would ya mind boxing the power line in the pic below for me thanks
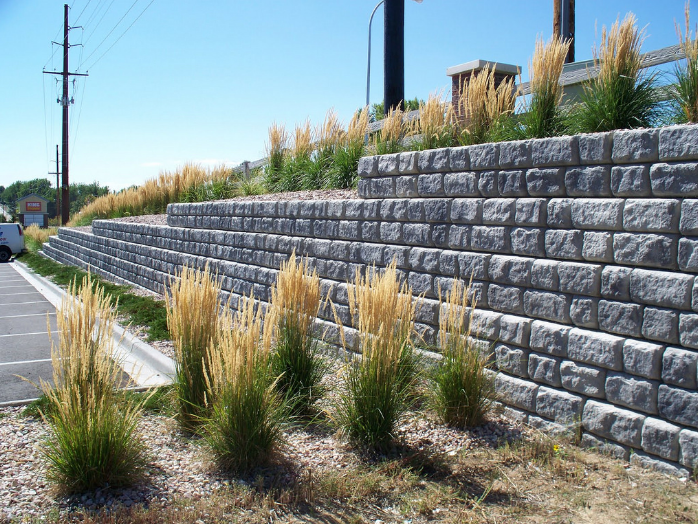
[73,0,92,24]
[83,0,111,33]
[78,0,140,69]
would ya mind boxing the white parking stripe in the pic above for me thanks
[1,292,43,296]
[0,331,60,338]
[3,285,36,289]
[0,358,52,367]
[1,301,52,305]
[0,313,57,319]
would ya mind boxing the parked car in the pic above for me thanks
[0,223,26,262]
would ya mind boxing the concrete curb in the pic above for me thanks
[12,258,174,388]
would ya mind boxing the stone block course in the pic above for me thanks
[536,386,584,424]
[482,198,516,225]
[614,233,677,269]
[658,385,698,429]
[558,262,602,296]
[417,148,450,173]
[444,173,478,197]
[498,170,528,196]
[658,124,698,161]
[605,372,659,414]
[650,162,698,196]
[495,344,530,377]
[578,132,613,164]
[612,129,659,164]
[582,400,646,447]
[567,328,624,370]
[598,300,643,337]
[629,269,693,310]
[532,136,579,167]
[642,418,681,461]
[642,307,679,344]
[499,140,532,169]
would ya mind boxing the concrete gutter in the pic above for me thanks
[12,259,175,388]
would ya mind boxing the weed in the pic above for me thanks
[123,385,175,415]
[674,2,698,122]
[21,394,54,419]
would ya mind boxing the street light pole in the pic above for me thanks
[366,0,384,111]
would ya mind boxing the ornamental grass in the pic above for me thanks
[166,264,222,432]
[675,2,698,123]
[373,106,406,155]
[40,273,147,493]
[413,92,455,150]
[332,261,420,450]
[269,252,326,415]
[326,107,369,189]
[264,122,288,192]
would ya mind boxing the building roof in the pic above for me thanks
[17,193,50,203]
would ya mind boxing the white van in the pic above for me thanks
[0,224,26,262]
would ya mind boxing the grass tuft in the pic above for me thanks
[675,1,698,122]
[373,107,406,155]
[264,122,288,191]
[413,92,455,150]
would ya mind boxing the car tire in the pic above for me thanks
[0,247,11,263]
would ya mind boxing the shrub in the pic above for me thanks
[431,279,494,428]
[675,2,698,123]
[269,252,326,415]
[166,264,222,432]
[332,261,420,450]
[203,293,284,473]
[39,273,147,492]
[571,13,659,132]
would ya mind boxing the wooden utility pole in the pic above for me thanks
[553,0,575,63]
[43,4,87,225]
[48,145,60,222]
[384,0,405,114]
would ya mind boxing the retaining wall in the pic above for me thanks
[43,125,698,476]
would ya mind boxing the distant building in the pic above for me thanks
[16,193,50,227]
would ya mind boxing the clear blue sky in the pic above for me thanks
[0,0,694,191]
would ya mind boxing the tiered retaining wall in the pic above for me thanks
[44,125,698,476]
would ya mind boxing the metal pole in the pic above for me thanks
[366,1,384,110]
[56,145,60,221]
[384,0,405,115]
[61,3,70,225]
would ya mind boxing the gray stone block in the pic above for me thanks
[395,175,419,197]
[606,372,659,414]
[482,198,516,225]
[524,290,571,323]
[623,199,680,233]
[418,173,445,197]
[526,168,566,196]
[468,143,498,169]
[357,179,370,198]
[570,296,599,328]
[583,231,614,263]
[530,320,570,356]
[495,344,529,377]
[658,124,698,161]
[498,170,528,196]
[488,255,532,286]
[611,165,652,197]
[450,198,483,224]
[402,223,431,246]
[598,300,643,337]
[581,432,630,460]
[458,252,490,280]
[357,156,378,177]
[408,271,434,297]
[431,224,449,248]
[438,250,459,275]
[369,177,396,198]
[384,245,410,268]
[623,339,664,380]
[511,227,545,257]
[680,313,698,350]
[418,148,450,173]
[680,200,698,235]
[662,346,698,389]
[658,385,698,429]
[499,140,532,168]
[444,172,479,196]
[477,170,498,196]
[571,198,623,230]
[361,221,380,242]
[407,200,425,221]
[424,199,450,223]
[531,260,560,291]
[558,262,602,296]
[679,238,698,272]
[578,132,613,164]
[561,361,606,398]
[495,373,538,411]
[642,307,679,344]
[642,418,681,461]
[650,162,698,196]
[380,199,408,221]
[547,198,573,228]
[499,315,532,347]
[536,386,584,424]
[398,151,420,174]
[565,166,612,196]
[629,269,693,309]
[515,198,547,226]
[471,226,510,253]
[612,128,659,163]
[528,353,562,386]
[487,284,524,314]
[568,328,624,370]
[408,247,440,273]
[378,153,400,175]
[545,229,583,260]
[582,399,646,447]
[679,429,698,468]
[449,146,469,171]
[471,309,502,340]
[601,267,633,301]
[614,233,677,269]
[447,225,470,249]
[532,136,579,167]
[629,451,690,477]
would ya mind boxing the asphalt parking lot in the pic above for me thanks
[0,261,58,403]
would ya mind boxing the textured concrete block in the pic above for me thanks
[378,153,400,175]
[524,290,571,323]
[680,199,698,235]
[532,136,579,167]
[606,372,659,414]
[679,429,698,468]
[642,307,679,344]
[662,347,698,389]
[418,173,445,197]
[408,247,440,273]
[650,162,698,196]
[582,400,646,447]
[499,140,532,168]
[530,320,570,356]
[511,227,545,257]
[531,260,560,291]
[477,170,498,196]
[526,168,566,196]
[469,143,498,169]
[601,267,632,301]
[398,151,420,174]
[497,170,528,196]
[611,165,652,197]
[629,269,693,309]
[680,313,698,350]
[395,175,419,197]
[499,315,532,347]
[449,146,470,171]
[558,262,602,296]
[568,328,624,370]
[528,353,562,386]
[581,432,630,461]
[515,198,547,226]
[418,148,450,173]
[570,296,599,328]
[614,233,677,269]
[545,229,583,260]
[623,199,680,233]
[408,272,434,297]
[658,124,698,161]
[547,198,573,228]
[679,238,698,272]
[565,166,612,196]
[357,156,378,177]
[424,199,450,223]
[623,339,664,380]
[406,200,425,221]
[402,223,431,246]
[612,128,659,163]
[583,231,614,263]
[488,255,532,286]
[430,224,449,248]
[471,309,502,340]
[598,300,643,337]
[458,252,490,280]
[571,199,624,230]
[578,131,613,164]
[495,343,530,377]
[630,451,689,477]
[444,172,478,196]
[561,361,606,398]
[450,198,483,224]
[471,226,510,253]
[487,284,524,314]
[536,386,584,424]
[495,373,538,411]
[380,199,408,221]
[438,250,459,275]
[482,198,516,225]
[369,177,396,198]
[658,385,698,429]
[642,418,681,461]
